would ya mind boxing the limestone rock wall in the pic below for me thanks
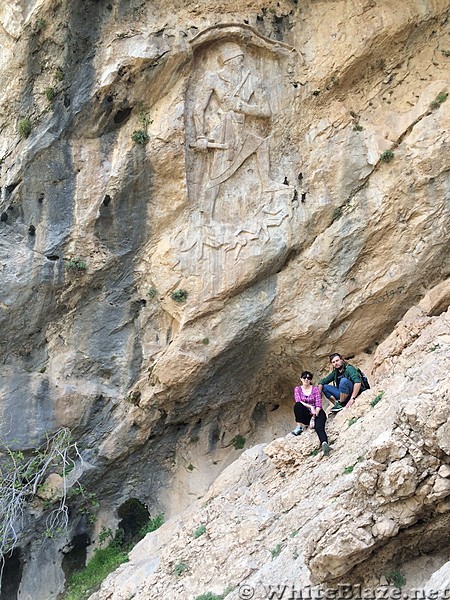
[0,0,449,598]
[89,289,450,599]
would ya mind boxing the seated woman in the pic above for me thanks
[291,370,330,456]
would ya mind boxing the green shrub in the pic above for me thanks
[430,91,448,110]
[370,391,385,407]
[131,130,149,145]
[18,118,32,138]
[63,513,163,599]
[343,465,354,474]
[147,287,157,299]
[35,18,47,32]
[45,87,56,102]
[65,258,87,274]
[270,543,282,559]
[55,67,64,81]
[173,562,188,576]
[62,542,129,600]
[202,337,209,345]
[138,513,164,538]
[353,124,364,131]
[171,289,188,303]
[187,463,195,471]
[380,149,394,163]
[231,435,245,450]
[442,50,450,57]
[348,417,358,427]
[386,570,406,589]
[194,593,225,600]
[193,524,206,539]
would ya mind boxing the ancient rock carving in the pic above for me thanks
[191,41,287,221]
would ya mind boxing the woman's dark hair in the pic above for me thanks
[301,370,313,380]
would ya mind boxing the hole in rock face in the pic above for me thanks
[102,194,111,206]
[117,499,149,545]
[113,107,132,124]
[62,533,90,582]
[5,182,19,195]
[1,212,8,222]
[0,548,23,600]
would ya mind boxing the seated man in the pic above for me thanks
[317,353,368,412]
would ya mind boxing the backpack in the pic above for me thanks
[357,367,370,391]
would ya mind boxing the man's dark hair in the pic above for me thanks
[329,353,343,362]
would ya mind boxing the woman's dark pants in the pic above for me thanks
[293,404,328,445]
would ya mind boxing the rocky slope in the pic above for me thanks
[90,284,450,598]
[0,0,449,598]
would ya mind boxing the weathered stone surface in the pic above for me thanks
[88,303,450,599]
[0,0,449,597]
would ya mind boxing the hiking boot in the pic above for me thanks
[331,402,344,413]
[291,425,303,436]
[322,441,330,456]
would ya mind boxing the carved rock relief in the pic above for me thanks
[173,27,300,292]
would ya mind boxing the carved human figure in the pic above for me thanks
[192,42,286,220]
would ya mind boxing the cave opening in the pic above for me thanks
[117,498,150,545]
[61,533,90,581]
[0,548,23,600]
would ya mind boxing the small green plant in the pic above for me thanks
[427,343,440,353]
[39,366,47,373]
[187,463,195,471]
[193,524,206,539]
[55,67,64,81]
[348,417,359,427]
[147,286,157,299]
[290,529,299,537]
[45,87,56,102]
[380,149,394,163]
[18,118,32,138]
[138,109,151,129]
[332,206,343,222]
[270,543,282,559]
[353,124,364,132]
[430,91,448,110]
[194,593,225,600]
[171,289,188,303]
[386,570,406,589]
[138,513,164,538]
[78,490,100,524]
[202,337,209,345]
[231,435,246,450]
[343,465,354,474]
[131,130,149,145]
[35,18,47,32]
[62,540,129,600]
[173,561,188,576]
[442,50,450,57]
[190,435,199,443]
[98,527,114,546]
[370,391,385,407]
[65,257,87,274]
[309,448,319,457]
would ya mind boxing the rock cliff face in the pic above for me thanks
[90,288,450,599]
[0,0,449,598]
